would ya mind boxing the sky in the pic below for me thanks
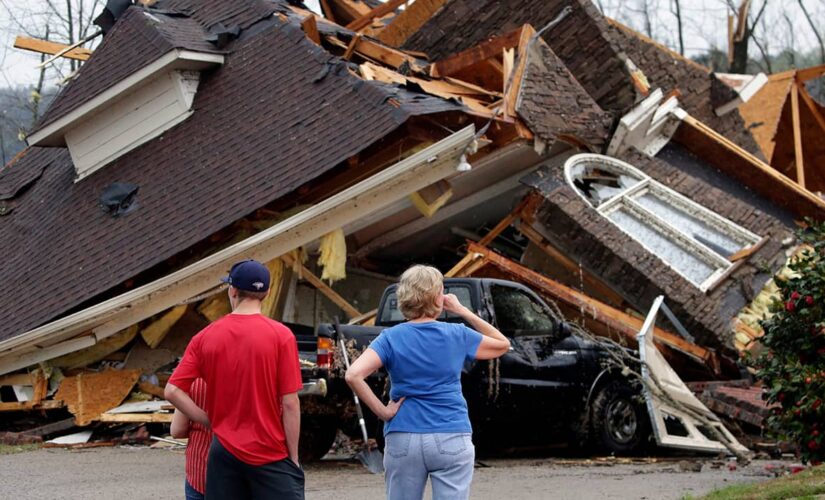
[0,0,822,89]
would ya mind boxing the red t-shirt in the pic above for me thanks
[169,313,303,465]
[186,378,211,494]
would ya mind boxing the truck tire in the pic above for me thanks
[299,416,337,462]
[591,380,650,454]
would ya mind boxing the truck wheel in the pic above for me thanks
[591,380,650,454]
[299,416,337,462]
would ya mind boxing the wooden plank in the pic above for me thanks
[19,418,75,437]
[97,412,173,423]
[790,84,806,188]
[141,305,187,349]
[280,254,362,320]
[430,27,522,78]
[796,81,825,137]
[795,64,825,82]
[319,0,338,23]
[343,33,361,60]
[55,370,141,426]
[0,372,33,387]
[301,15,321,45]
[347,0,408,31]
[13,35,92,61]
[504,25,536,120]
[377,0,448,47]
[137,381,166,399]
[50,325,138,369]
[352,37,425,72]
[672,115,825,220]
[461,243,722,373]
[502,48,514,96]
[0,399,64,412]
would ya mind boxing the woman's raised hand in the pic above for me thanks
[442,294,466,315]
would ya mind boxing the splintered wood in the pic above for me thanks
[55,369,141,426]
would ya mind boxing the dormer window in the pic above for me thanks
[565,154,761,291]
[27,49,223,181]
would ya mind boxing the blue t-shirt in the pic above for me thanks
[368,321,483,434]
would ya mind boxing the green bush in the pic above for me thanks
[752,220,825,465]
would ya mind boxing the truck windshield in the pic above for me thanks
[379,285,473,325]
[490,284,556,337]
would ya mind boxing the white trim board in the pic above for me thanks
[0,126,476,375]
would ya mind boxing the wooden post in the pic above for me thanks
[790,83,806,188]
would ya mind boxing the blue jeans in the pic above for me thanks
[384,433,474,500]
[185,480,204,500]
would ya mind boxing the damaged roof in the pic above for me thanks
[0,0,463,342]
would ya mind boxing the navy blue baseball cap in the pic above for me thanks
[221,259,270,292]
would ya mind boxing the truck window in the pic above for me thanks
[490,284,556,337]
[379,285,473,325]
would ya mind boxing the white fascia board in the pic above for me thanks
[0,126,476,374]
[27,49,224,147]
[714,73,768,116]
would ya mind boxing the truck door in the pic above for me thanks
[486,282,582,437]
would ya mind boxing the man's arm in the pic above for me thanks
[170,409,191,439]
[165,383,210,428]
[281,392,301,466]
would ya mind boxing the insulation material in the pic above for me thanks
[198,293,231,321]
[260,257,285,318]
[318,229,347,283]
[54,369,141,426]
[49,325,138,369]
[140,304,188,348]
[409,179,453,218]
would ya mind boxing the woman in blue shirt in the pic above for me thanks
[346,265,511,500]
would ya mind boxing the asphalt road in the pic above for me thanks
[0,447,779,499]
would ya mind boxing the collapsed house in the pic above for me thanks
[1,0,824,446]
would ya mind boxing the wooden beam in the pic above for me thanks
[347,0,408,31]
[0,399,64,412]
[430,27,523,78]
[319,0,339,24]
[377,0,447,47]
[137,381,166,399]
[0,372,33,386]
[461,243,722,374]
[97,412,173,423]
[790,83,806,188]
[14,35,92,61]
[280,253,362,319]
[795,64,825,83]
[350,37,426,72]
[301,15,321,45]
[672,115,825,220]
[343,33,361,60]
[796,81,825,137]
[504,25,536,120]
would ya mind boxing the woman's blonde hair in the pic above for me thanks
[397,265,443,320]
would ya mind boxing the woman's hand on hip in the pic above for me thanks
[382,397,406,421]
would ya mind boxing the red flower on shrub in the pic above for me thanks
[814,399,822,410]
[806,296,814,305]
[792,291,801,300]
[786,300,796,312]
[809,440,820,451]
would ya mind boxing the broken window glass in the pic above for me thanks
[565,154,761,291]
[490,285,556,336]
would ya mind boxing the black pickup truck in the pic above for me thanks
[298,278,650,460]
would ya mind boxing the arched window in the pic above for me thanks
[565,154,761,291]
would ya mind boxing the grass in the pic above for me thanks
[0,443,41,455]
[695,465,825,500]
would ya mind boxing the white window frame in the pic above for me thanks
[564,153,761,292]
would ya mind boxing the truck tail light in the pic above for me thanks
[317,336,333,370]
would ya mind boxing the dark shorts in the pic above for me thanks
[205,436,305,500]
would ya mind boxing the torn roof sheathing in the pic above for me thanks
[0,0,485,343]
[737,72,795,161]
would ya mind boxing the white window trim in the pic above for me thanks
[565,153,761,292]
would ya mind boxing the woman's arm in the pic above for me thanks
[345,349,404,421]
[443,294,511,360]
[164,383,210,428]
[170,409,191,439]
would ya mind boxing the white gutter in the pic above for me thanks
[0,126,475,375]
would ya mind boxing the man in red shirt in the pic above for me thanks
[165,259,304,499]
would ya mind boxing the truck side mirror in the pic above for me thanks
[554,321,572,340]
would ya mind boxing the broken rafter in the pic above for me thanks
[377,0,447,47]
[503,25,536,120]
[14,35,92,61]
[796,81,825,138]
[301,15,321,45]
[789,84,806,188]
[460,242,723,375]
[430,27,523,78]
[795,64,825,83]
[280,253,362,319]
[346,0,408,32]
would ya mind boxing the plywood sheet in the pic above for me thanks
[738,74,794,161]
[54,369,140,426]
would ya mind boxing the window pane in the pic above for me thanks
[569,160,645,207]
[608,207,718,286]
[490,285,556,336]
[634,192,746,257]
[441,285,473,320]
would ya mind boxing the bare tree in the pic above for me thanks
[798,0,825,65]
[725,0,769,74]
[669,0,685,55]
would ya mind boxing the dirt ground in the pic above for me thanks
[0,447,780,499]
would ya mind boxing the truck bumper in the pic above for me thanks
[298,378,328,398]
